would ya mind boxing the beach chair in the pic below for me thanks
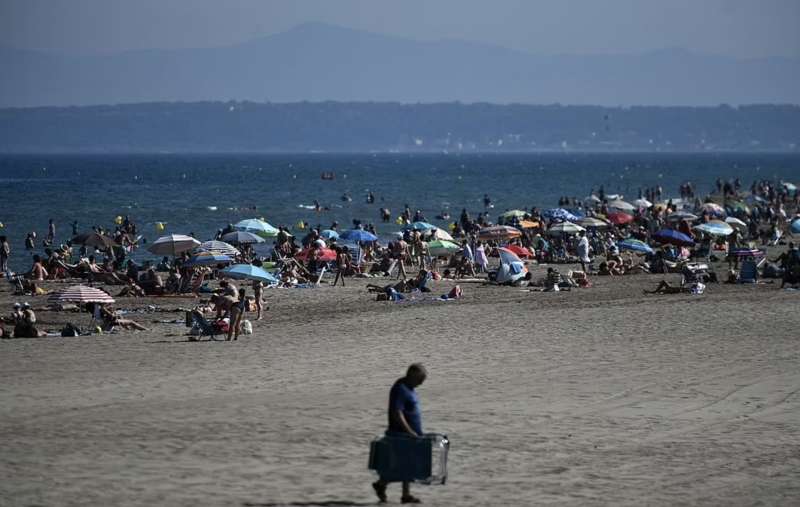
[190,310,221,340]
[738,259,758,284]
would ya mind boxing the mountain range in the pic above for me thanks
[2,22,799,107]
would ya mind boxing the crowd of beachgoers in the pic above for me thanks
[2,176,799,339]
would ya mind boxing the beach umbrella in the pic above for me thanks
[220,264,279,284]
[71,232,119,250]
[547,221,585,236]
[633,198,653,209]
[504,244,534,259]
[339,229,378,242]
[196,240,240,256]
[234,218,279,237]
[403,221,437,231]
[667,211,699,222]
[608,199,636,213]
[694,220,733,237]
[296,247,337,263]
[607,212,634,226]
[728,248,765,258]
[653,229,695,247]
[700,203,726,217]
[578,217,609,228]
[427,240,461,256]
[495,247,528,284]
[792,218,800,234]
[477,225,522,241]
[783,182,797,192]
[727,201,750,215]
[185,252,233,266]
[48,285,115,305]
[499,209,527,219]
[542,208,580,222]
[617,239,654,255]
[320,229,340,240]
[431,227,454,241]
[725,217,748,232]
[221,231,265,245]
[517,220,540,229]
[148,234,201,256]
[584,195,601,206]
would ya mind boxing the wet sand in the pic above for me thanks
[1,263,799,506]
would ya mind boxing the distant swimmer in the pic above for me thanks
[313,200,322,213]
[367,191,375,204]
[341,193,352,203]
[436,210,450,220]
[380,208,392,223]
[483,194,492,209]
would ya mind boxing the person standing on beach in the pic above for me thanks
[372,363,427,504]
[577,230,591,273]
[0,236,10,273]
[226,288,247,341]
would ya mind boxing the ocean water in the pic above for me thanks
[1,152,798,270]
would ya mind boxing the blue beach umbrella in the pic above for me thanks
[220,264,279,284]
[339,229,378,242]
[185,252,233,266]
[320,229,340,240]
[541,208,580,222]
[653,229,695,247]
[617,239,654,255]
[403,221,437,231]
[790,218,800,234]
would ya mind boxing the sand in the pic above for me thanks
[1,262,799,506]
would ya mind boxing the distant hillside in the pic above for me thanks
[1,22,799,107]
[1,101,798,153]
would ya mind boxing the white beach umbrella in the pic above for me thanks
[148,234,201,256]
[633,198,653,208]
[547,221,585,236]
[725,217,748,232]
[431,227,454,241]
[608,199,636,212]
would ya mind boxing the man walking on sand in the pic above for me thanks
[372,363,427,504]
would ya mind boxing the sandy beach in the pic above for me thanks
[1,259,799,507]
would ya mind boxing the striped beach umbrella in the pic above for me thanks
[426,240,461,256]
[48,285,115,305]
[234,219,279,237]
[221,231,265,245]
[547,221,585,236]
[578,217,609,228]
[478,225,522,241]
[196,240,240,256]
[617,239,654,255]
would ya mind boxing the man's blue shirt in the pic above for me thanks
[388,378,422,435]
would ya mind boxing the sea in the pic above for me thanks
[1,152,798,271]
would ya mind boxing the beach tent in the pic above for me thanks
[495,247,528,284]
[221,231,265,245]
[48,285,115,305]
[426,240,460,256]
[148,234,201,256]
[219,264,279,284]
[477,226,522,241]
[196,240,240,256]
[234,219,279,237]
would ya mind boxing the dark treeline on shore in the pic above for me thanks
[1,101,798,153]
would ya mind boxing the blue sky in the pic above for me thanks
[2,0,798,58]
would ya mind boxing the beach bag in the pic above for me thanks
[241,320,253,335]
[213,319,230,334]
